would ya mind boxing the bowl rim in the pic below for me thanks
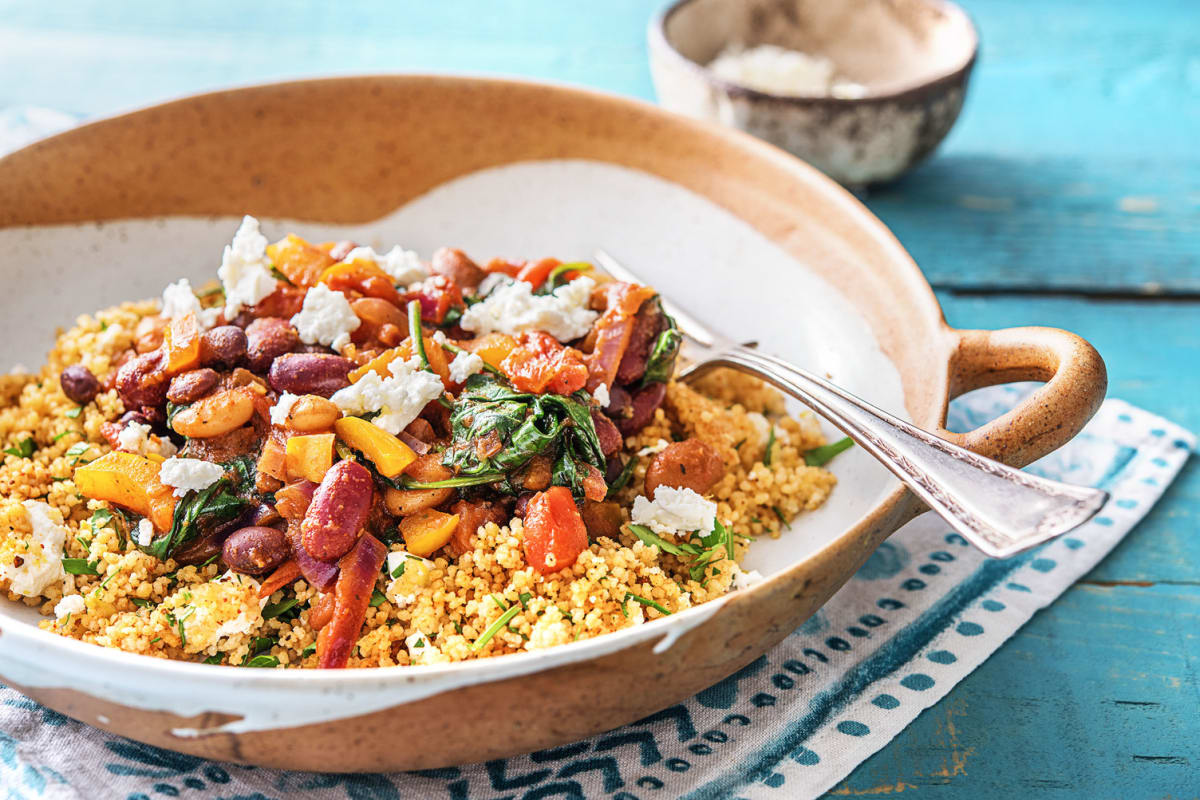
[650,0,980,105]
[0,73,937,701]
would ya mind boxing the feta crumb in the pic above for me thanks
[460,275,598,341]
[631,486,717,534]
[218,215,279,318]
[136,518,155,547]
[116,422,176,457]
[476,272,513,297]
[385,550,433,607]
[405,630,449,665]
[709,43,867,99]
[290,283,361,352]
[448,350,484,384]
[54,593,86,618]
[164,572,264,653]
[160,278,221,330]
[0,501,67,597]
[731,565,764,592]
[159,457,226,497]
[637,439,670,457]
[270,392,302,427]
[330,356,445,435]
[344,245,427,285]
[592,383,610,408]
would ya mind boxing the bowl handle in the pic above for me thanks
[939,326,1108,468]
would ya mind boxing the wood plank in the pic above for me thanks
[833,582,1200,797]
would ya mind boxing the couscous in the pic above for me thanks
[0,217,847,669]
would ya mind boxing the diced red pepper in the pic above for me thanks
[316,533,388,669]
[523,486,589,575]
[501,330,588,395]
[402,275,464,324]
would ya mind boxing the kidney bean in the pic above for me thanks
[604,384,631,416]
[349,297,407,347]
[166,368,219,404]
[222,525,291,575]
[245,317,299,372]
[615,382,666,436]
[644,438,725,498]
[251,502,283,527]
[268,353,353,397]
[134,315,167,354]
[171,387,256,438]
[615,301,664,385]
[301,459,374,561]
[60,365,100,404]
[200,325,248,367]
[590,408,623,457]
[282,395,340,432]
[430,247,485,290]
[116,350,169,409]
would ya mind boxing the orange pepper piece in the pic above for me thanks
[267,234,336,288]
[74,451,178,532]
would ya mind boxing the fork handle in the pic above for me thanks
[691,347,1108,558]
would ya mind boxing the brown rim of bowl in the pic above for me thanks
[650,0,980,106]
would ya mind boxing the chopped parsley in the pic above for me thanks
[130,597,153,609]
[261,596,300,620]
[805,437,854,467]
[243,655,280,668]
[65,406,83,419]
[61,557,100,576]
[64,442,92,465]
[52,430,74,443]
[763,426,777,466]
[4,438,35,459]
[471,605,521,651]
[624,593,671,616]
[369,588,387,607]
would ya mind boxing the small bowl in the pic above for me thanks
[649,0,979,185]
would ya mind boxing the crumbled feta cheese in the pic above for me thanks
[330,356,445,435]
[160,278,221,330]
[343,245,427,285]
[116,422,177,457]
[290,283,361,352]
[0,501,67,597]
[270,392,302,427]
[385,550,434,607]
[476,272,513,297]
[405,631,449,665]
[709,44,867,99]
[163,572,265,653]
[136,518,155,547]
[631,486,717,534]
[159,457,226,498]
[592,383,610,408]
[54,593,86,618]
[218,215,279,318]
[460,275,599,341]
[448,350,484,384]
[731,565,764,592]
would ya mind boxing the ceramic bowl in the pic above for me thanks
[649,0,979,185]
[0,76,1103,771]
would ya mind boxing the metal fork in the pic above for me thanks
[594,250,1108,558]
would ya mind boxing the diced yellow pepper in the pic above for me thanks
[267,234,335,288]
[333,416,417,478]
[285,433,335,483]
[74,452,178,532]
[468,332,518,370]
[349,346,405,383]
[399,510,460,558]
[162,312,201,375]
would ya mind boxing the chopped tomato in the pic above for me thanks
[501,331,588,394]
[515,258,560,289]
[523,486,589,575]
[402,275,464,324]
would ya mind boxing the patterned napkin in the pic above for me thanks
[1,111,1194,799]
[0,387,1191,800]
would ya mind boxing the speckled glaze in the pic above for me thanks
[0,76,1103,771]
[649,0,979,185]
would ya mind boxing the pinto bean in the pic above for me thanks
[268,353,353,397]
[116,350,169,409]
[430,247,485,290]
[615,382,665,436]
[245,317,299,372]
[223,525,291,575]
[166,368,219,404]
[283,395,340,432]
[171,387,256,438]
[200,325,248,367]
[301,459,374,561]
[349,298,407,347]
[644,439,724,498]
[60,365,100,404]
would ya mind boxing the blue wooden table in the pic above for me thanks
[2,1,1196,795]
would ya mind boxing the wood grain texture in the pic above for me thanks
[0,0,1195,795]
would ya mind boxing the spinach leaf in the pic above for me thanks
[139,456,255,561]
[439,374,606,497]
[641,304,681,386]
